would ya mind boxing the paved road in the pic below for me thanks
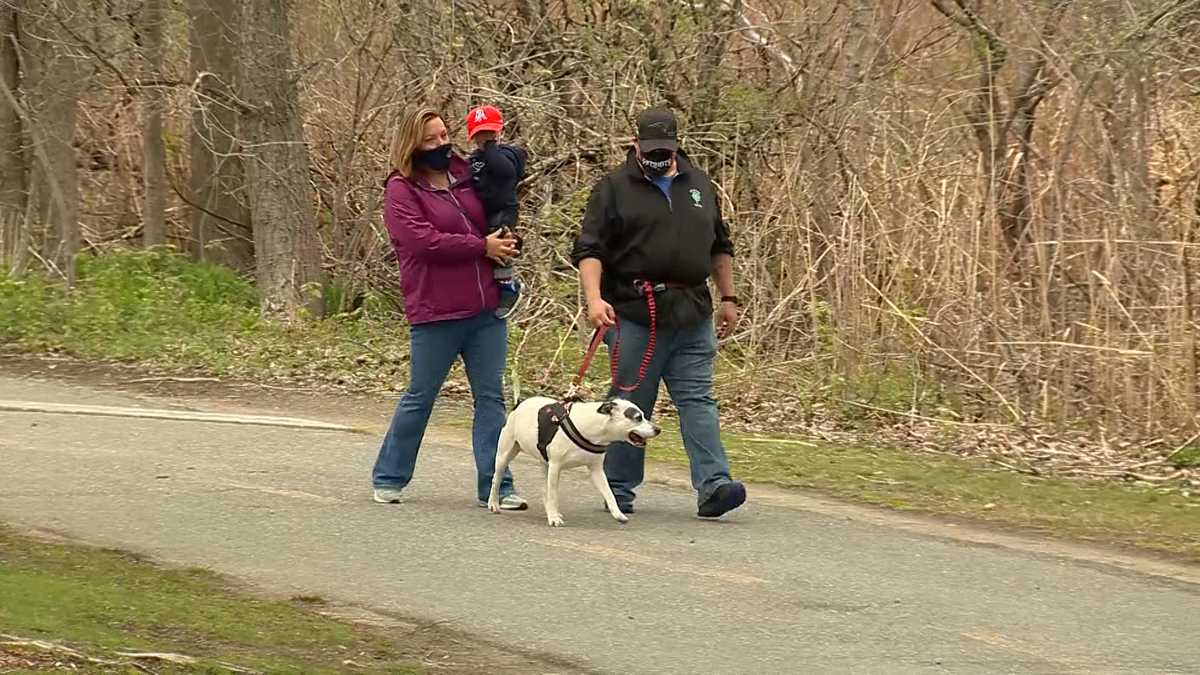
[1,375,1198,674]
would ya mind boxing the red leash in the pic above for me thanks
[568,281,658,398]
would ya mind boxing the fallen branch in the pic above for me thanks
[838,398,1012,428]
[1166,432,1200,460]
[856,474,904,485]
[124,376,222,384]
[0,635,119,666]
[115,651,198,665]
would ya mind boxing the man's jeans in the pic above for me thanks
[371,311,516,502]
[603,318,733,506]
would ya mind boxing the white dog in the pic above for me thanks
[487,397,660,527]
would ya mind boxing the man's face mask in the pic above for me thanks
[639,149,674,177]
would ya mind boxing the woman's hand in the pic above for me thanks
[485,230,519,262]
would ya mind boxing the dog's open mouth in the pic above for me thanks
[628,432,648,448]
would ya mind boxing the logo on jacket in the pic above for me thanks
[689,188,703,208]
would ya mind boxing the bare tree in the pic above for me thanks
[0,4,24,272]
[19,0,85,284]
[184,0,252,271]
[238,0,321,318]
[140,0,167,247]
[7,0,1200,454]
[930,0,1072,257]
[0,5,22,214]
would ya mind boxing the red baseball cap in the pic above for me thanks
[466,105,504,139]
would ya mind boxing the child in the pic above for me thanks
[466,105,528,319]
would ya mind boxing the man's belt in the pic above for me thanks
[634,279,693,293]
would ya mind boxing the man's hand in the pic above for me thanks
[587,297,617,328]
[716,300,739,339]
[485,230,518,262]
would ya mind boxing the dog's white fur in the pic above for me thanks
[487,397,660,527]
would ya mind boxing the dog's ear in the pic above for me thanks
[597,401,616,415]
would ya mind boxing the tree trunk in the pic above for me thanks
[20,0,84,285]
[141,0,167,248]
[995,0,1071,255]
[0,6,25,272]
[690,0,738,131]
[184,0,252,271]
[239,0,322,318]
[0,6,24,217]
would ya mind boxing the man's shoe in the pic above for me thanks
[479,494,528,510]
[697,481,746,518]
[372,488,404,504]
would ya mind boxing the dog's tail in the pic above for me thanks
[496,415,517,459]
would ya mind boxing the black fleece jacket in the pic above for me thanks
[571,149,734,328]
[468,141,528,232]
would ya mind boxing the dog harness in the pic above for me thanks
[536,401,607,461]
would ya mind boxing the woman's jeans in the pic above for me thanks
[371,311,515,502]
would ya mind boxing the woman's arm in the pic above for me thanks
[386,179,486,262]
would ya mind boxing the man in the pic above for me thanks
[570,106,746,518]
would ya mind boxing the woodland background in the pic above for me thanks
[2,0,1199,485]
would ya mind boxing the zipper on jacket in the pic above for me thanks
[474,259,486,309]
[643,174,675,213]
[445,188,488,309]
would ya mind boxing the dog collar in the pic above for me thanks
[537,401,607,460]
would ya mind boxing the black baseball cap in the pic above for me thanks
[636,107,678,152]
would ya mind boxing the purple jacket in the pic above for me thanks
[383,155,499,324]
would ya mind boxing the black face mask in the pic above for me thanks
[639,150,674,177]
[414,143,453,171]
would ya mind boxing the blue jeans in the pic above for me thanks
[603,318,733,506]
[371,311,516,502]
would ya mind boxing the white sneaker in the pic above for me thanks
[479,494,528,510]
[373,488,403,504]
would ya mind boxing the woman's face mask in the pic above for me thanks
[414,143,453,172]
[639,149,674,177]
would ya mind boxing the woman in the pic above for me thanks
[371,107,526,510]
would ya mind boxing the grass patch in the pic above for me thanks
[644,424,1200,561]
[0,249,584,397]
[0,249,417,391]
[0,526,421,673]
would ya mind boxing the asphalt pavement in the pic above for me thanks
[1,375,1197,674]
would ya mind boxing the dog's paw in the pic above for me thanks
[613,512,629,524]
[487,500,501,513]
[547,514,565,527]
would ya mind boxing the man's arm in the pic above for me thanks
[572,178,616,327]
[710,187,738,338]
[580,258,604,306]
[711,253,734,297]
[710,182,735,294]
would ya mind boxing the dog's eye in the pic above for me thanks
[624,408,642,422]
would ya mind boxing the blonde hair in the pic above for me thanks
[389,107,443,179]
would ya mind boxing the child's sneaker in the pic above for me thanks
[496,278,522,319]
